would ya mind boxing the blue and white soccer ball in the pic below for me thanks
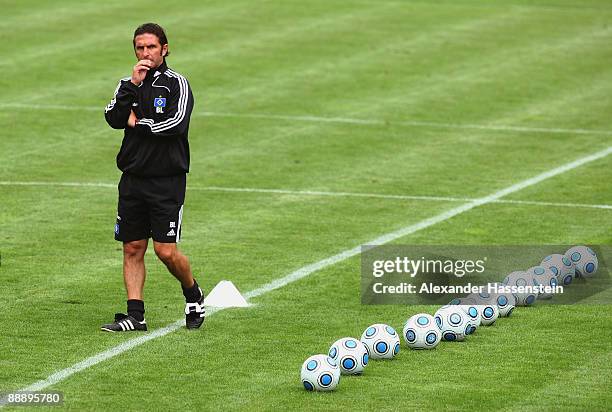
[526,265,558,299]
[541,254,575,286]
[503,271,538,306]
[329,337,369,375]
[492,290,516,317]
[474,284,516,317]
[402,313,442,349]
[360,324,400,359]
[478,303,499,326]
[448,298,481,333]
[300,354,341,391]
[434,306,474,342]
[565,246,598,278]
[460,295,499,326]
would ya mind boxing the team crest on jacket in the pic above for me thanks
[154,97,166,113]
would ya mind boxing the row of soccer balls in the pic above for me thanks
[495,245,598,305]
[300,245,599,391]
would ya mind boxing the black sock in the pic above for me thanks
[127,299,145,321]
[182,279,202,303]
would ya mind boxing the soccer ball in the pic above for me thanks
[329,337,369,375]
[493,292,516,317]
[300,354,340,391]
[502,271,538,306]
[434,306,474,341]
[457,296,498,326]
[565,246,598,278]
[541,254,575,285]
[474,283,516,317]
[526,265,558,299]
[360,324,400,359]
[402,314,442,349]
[492,290,516,317]
[478,303,499,326]
[448,298,481,333]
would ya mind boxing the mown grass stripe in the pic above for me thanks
[0,181,611,210]
[1,103,610,136]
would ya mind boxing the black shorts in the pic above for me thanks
[115,173,186,243]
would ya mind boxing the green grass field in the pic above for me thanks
[1,0,612,410]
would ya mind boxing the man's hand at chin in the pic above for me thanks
[131,59,155,86]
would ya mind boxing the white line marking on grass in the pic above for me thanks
[1,181,611,211]
[189,186,612,211]
[0,181,116,189]
[200,112,612,137]
[2,102,612,136]
[0,146,610,404]
[492,199,612,210]
[192,186,471,202]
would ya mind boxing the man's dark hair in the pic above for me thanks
[133,23,170,56]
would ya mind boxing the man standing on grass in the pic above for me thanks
[102,23,204,332]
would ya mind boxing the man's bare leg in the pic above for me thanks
[153,241,194,288]
[123,239,148,300]
[154,241,204,329]
[99,239,149,331]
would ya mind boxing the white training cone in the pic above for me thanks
[203,280,249,308]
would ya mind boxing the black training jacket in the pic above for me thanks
[104,61,194,177]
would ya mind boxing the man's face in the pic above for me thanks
[133,33,168,68]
